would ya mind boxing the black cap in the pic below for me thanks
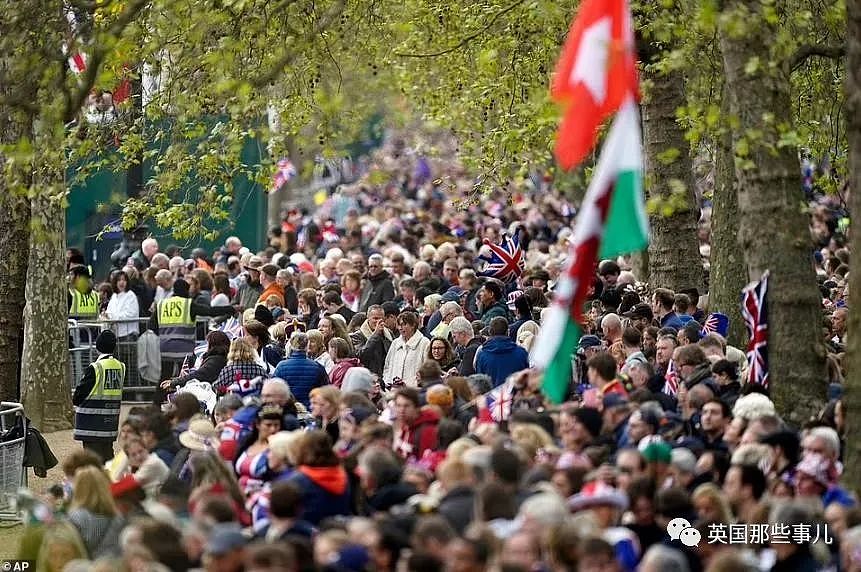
[572,407,603,438]
[623,303,653,321]
[95,330,117,354]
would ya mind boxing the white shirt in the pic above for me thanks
[211,292,231,307]
[104,290,140,338]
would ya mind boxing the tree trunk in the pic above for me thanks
[842,0,861,488]
[708,91,747,349]
[0,70,31,402]
[20,181,73,432]
[719,0,826,426]
[641,67,704,294]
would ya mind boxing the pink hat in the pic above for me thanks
[796,453,839,488]
[567,481,629,511]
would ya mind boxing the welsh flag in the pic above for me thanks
[532,99,648,403]
[551,0,638,170]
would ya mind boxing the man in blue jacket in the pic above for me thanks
[273,332,328,407]
[475,317,530,387]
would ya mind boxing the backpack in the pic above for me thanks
[137,330,162,382]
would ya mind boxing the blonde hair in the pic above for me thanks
[227,337,256,363]
[306,329,325,354]
[242,307,257,325]
[271,321,289,343]
[423,294,443,314]
[71,466,117,516]
[37,521,88,572]
[692,482,734,524]
[269,431,305,465]
[310,385,341,409]
[510,423,554,460]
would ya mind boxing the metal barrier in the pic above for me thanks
[68,317,212,400]
[0,402,26,520]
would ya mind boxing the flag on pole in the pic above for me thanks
[532,100,648,403]
[700,312,730,338]
[551,0,638,170]
[663,359,680,397]
[742,271,770,388]
[271,158,297,193]
[478,381,515,423]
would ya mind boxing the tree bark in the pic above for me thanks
[0,62,32,402]
[641,67,705,294]
[719,0,826,426]
[20,180,73,432]
[708,91,747,349]
[842,0,861,489]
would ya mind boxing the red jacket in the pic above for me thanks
[330,358,360,388]
[395,408,440,461]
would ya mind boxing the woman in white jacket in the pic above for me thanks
[102,270,140,339]
[383,311,431,389]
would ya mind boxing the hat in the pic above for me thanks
[96,330,117,354]
[441,287,464,303]
[670,448,697,473]
[602,393,628,411]
[254,304,275,327]
[179,418,220,451]
[507,290,525,311]
[622,303,653,321]
[110,474,142,498]
[261,263,278,278]
[567,481,628,511]
[641,441,672,464]
[578,335,602,351]
[572,407,603,438]
[205,524,247,556]
[243,256,264,271]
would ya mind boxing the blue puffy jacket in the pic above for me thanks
[273,351,328,407]
[475,336,530,387]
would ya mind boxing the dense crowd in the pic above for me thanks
[42,136,858,572]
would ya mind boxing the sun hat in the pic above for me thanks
[179,418,220,451]
[567,481,629,511]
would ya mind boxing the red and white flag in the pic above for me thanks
[551,0,639,170]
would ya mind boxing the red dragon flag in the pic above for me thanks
[551,0,639,170]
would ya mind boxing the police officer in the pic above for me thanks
[73,330,125,461]
[68,265,99,320]
[149,279,234,400]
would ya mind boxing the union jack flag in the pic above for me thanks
[700,312,730,338]
[271,158,297,193]
[214,317,244,340]
[480,381,514,422]
[477,230,525,283]
[662,359,680,397]
[742,271,770,388]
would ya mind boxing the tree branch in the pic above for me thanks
[789,43,846,72]
[63,0,150,122]
[249,0,345,89]
[394,0,527,58]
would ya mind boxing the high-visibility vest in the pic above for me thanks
[157,296,195,359]
[74,356,125,441]
[69,288,99,319]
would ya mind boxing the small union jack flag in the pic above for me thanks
[477,229,525,283]
[662,359,680,397]
[700,312,730,338]
[480,381,514,422]
[742,271,770,388]
[214,317,244,340]
[271,158,297,193]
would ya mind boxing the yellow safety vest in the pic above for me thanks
[91,356,125,399]
[158,296,194,326]
[69,289,99,319]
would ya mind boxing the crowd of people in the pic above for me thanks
[45,135,859,572]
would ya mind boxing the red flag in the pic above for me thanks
[551,0,638,170]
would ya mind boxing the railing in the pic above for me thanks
[68,317,212,400]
